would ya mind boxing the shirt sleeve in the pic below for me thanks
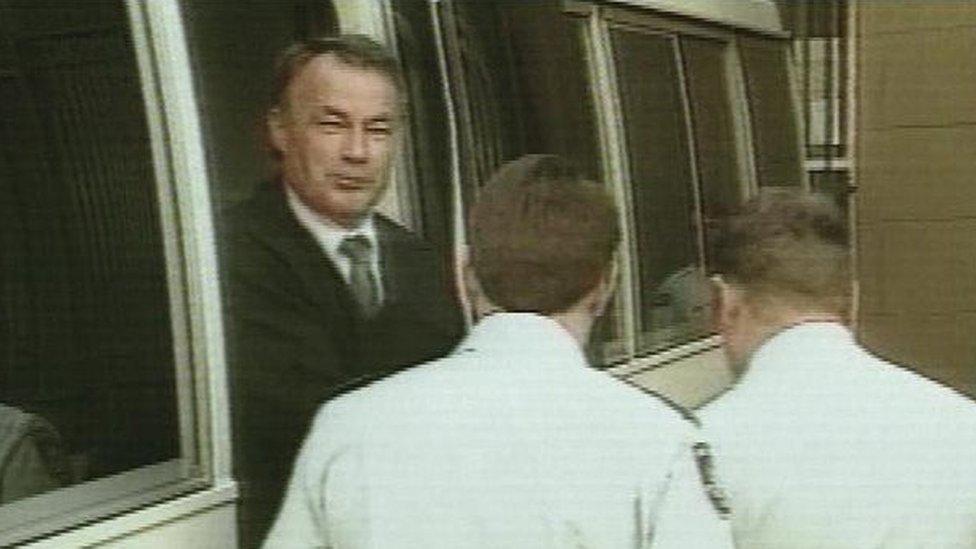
[648,441,734,549]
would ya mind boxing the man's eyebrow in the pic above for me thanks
[313,105,347,117]
[310,105,396,122]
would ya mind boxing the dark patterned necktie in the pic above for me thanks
[338,235,380,317]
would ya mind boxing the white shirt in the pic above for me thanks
[265,313,733,549]
[286,186,383,301]
[701,322,976,549]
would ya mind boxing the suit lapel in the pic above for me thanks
[376,216,426,309]
[250,183,360,324]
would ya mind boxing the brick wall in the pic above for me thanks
[856,1,976,395]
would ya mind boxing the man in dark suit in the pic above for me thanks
[220,35,464,547]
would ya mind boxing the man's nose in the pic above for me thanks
[341,125,368,163]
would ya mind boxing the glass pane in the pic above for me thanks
[681,35,741,276]
[610,28,701,354]
[440,0,517,201]
[441,0,600,189]
[499,5,601,181]
[180,0,338,205]
[442,1,614,360]
[739,36,804,187]
[0,0,177,499]
[392,0,454,251]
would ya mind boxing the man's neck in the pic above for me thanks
[551,307,595,349]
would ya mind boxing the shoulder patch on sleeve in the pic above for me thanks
[692,441,732,519]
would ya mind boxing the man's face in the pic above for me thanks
[270,54,399,227]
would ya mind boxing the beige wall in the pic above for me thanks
[856,1,976,396]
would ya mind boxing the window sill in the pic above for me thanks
[21,480,238,548]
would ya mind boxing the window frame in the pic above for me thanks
[563,1,804,372]
[0,1,234,544]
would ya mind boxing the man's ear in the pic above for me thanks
[460,251,493,320]
[459,249,476,302]
[589,260,619,319]
[709,274,737,334]
[267,107,289,154]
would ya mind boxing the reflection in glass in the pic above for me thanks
[0,404,69,504]
[0,0,178,497]
[610,28,701,354]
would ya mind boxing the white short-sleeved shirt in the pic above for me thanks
[265,313,733,548]
[702,322,976,549]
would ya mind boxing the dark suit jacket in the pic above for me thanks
[220,182,464,547]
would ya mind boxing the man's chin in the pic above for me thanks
[332,202,379,226]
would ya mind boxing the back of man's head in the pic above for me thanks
[713,189,850,317]
[469,155,619,315]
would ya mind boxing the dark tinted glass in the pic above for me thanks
[442,0,600,192]
[392,0,454,249]
[610,28,701,354]
[739,36,803,188]
[0,0,177,489]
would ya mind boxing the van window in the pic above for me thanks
[1,0,219,543]
[440,1,798,365]
[439,0,600,200]
[602,10,753,356]
[610,27,702,354]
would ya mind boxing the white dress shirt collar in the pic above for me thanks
[284,185,382,289]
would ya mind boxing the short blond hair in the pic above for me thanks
[712,189,850,314]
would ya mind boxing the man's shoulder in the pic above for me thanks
[374,214,436,252]
[578,363,699,417]
[220,182,289,231]
[217,182,322,275]
[575,367,703,443]
[706,339,976,434]
[873,355,976,422]
[311,353,460,430]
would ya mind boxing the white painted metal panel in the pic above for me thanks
[605,0,784,35]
